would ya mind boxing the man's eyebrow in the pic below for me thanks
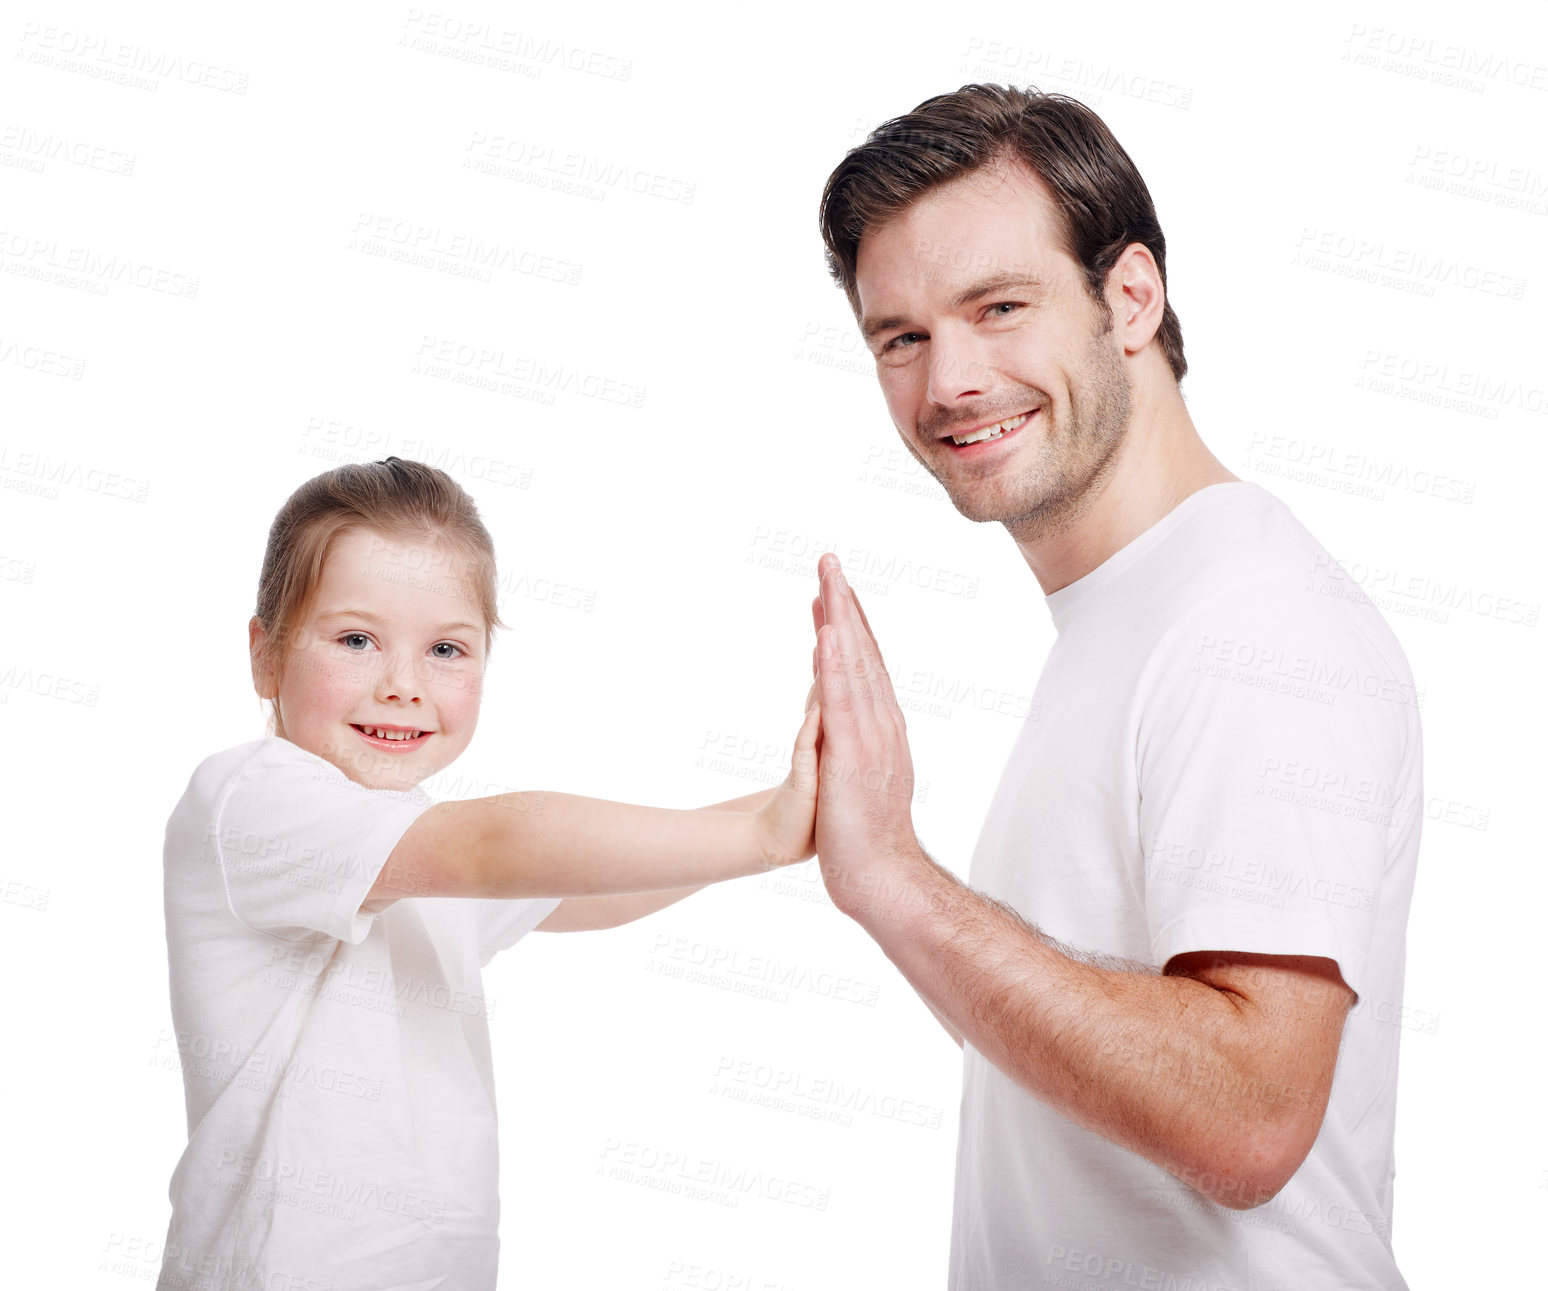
[950,273,1045,310]
[861,273,1047,341]
[861,312,911,342]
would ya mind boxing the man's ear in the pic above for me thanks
[249,616,277,699]
[1107,242,1165,357]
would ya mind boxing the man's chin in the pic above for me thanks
[941,482,1041,527]
[946,496,1011,525]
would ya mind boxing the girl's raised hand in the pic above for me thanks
[753,697,822,869]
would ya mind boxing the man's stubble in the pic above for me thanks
[921,315,1134,546]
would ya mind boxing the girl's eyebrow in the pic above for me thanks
[316,608,383,624]
[317,609,480,634]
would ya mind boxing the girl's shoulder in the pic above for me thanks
[171,733,430,842]
[180,736,311,801]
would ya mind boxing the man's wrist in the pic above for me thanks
[825,839,945,931]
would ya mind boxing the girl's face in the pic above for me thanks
[251,527,488,791]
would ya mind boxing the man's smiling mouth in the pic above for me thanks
[943,410,1034,447]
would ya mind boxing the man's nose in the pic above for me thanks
[925,324,991,407]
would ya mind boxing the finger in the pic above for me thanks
[796,698,821,747]
[820,559,887,693]
[846,584,888,672]
[832,567,885,678]
[819,563,872,703]
[815,612,881,761]
[815,622,855,727]
[789,701,821,794]
[847,580,904,736]
[817,555,841,636]
[820,559,905,742]
[817,620,913,816]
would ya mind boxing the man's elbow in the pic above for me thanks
[1181,1120,1319,1211]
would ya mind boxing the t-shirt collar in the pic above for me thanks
[1043,482,1257,630]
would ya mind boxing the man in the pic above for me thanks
[806,84,1420,1288]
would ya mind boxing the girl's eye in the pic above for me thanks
[431,642,463,660]
[341,633,374,651]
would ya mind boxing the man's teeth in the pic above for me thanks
[952,414,1026,446]
[361,726,421,740]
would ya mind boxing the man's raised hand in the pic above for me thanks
[810,553,927,920]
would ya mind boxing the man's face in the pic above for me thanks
[854,160,1132,538]
[252,527,488,792]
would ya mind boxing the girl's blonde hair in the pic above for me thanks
[254,456,505,737]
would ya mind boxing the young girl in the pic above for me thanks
[158,457,820,1290]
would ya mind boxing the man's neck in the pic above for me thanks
[1010,386,1238,596]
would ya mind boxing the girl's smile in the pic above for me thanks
[250,526,488,791]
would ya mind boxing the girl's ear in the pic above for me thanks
[249,616,277,699]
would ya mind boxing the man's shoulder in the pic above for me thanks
[1151,484,1415,681]
[1165,481,1328,585]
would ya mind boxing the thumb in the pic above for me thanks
[789,701,821,794]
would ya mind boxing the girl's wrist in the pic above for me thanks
[750,798,784,874]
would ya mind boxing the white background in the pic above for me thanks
[2,0,1543,1285]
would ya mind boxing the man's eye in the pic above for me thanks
[988,302,1023,318]
[341,633,373,651]
[431,642,463,660]
[884,332,924,352]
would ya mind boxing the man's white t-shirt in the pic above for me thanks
[948,483,1421,1291]
[158,737,560,1291]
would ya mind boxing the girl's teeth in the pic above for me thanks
[364,726,419,740]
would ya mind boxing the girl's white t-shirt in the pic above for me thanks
[158,737,559,1291]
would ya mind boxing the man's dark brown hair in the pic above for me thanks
[819,83,1187,382]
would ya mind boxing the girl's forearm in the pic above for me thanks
[702,786,776,813]
[533,789,784,931]
[430,792,773,899]
[536,883,709,932]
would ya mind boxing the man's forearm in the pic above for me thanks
[839,847,1337,1208]
[807,554,1349,1208]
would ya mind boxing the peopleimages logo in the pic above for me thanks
[1310,552,1539,628]
[0,124,136,176]
[400,10,632,81]
[1292,227,1526,299]
[1193,633,1426,708]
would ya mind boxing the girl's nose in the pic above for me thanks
[375,656,423,704]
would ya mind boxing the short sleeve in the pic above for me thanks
[472,897,564,966]
[1135,576,1420,1001]
[215,738,432,943]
